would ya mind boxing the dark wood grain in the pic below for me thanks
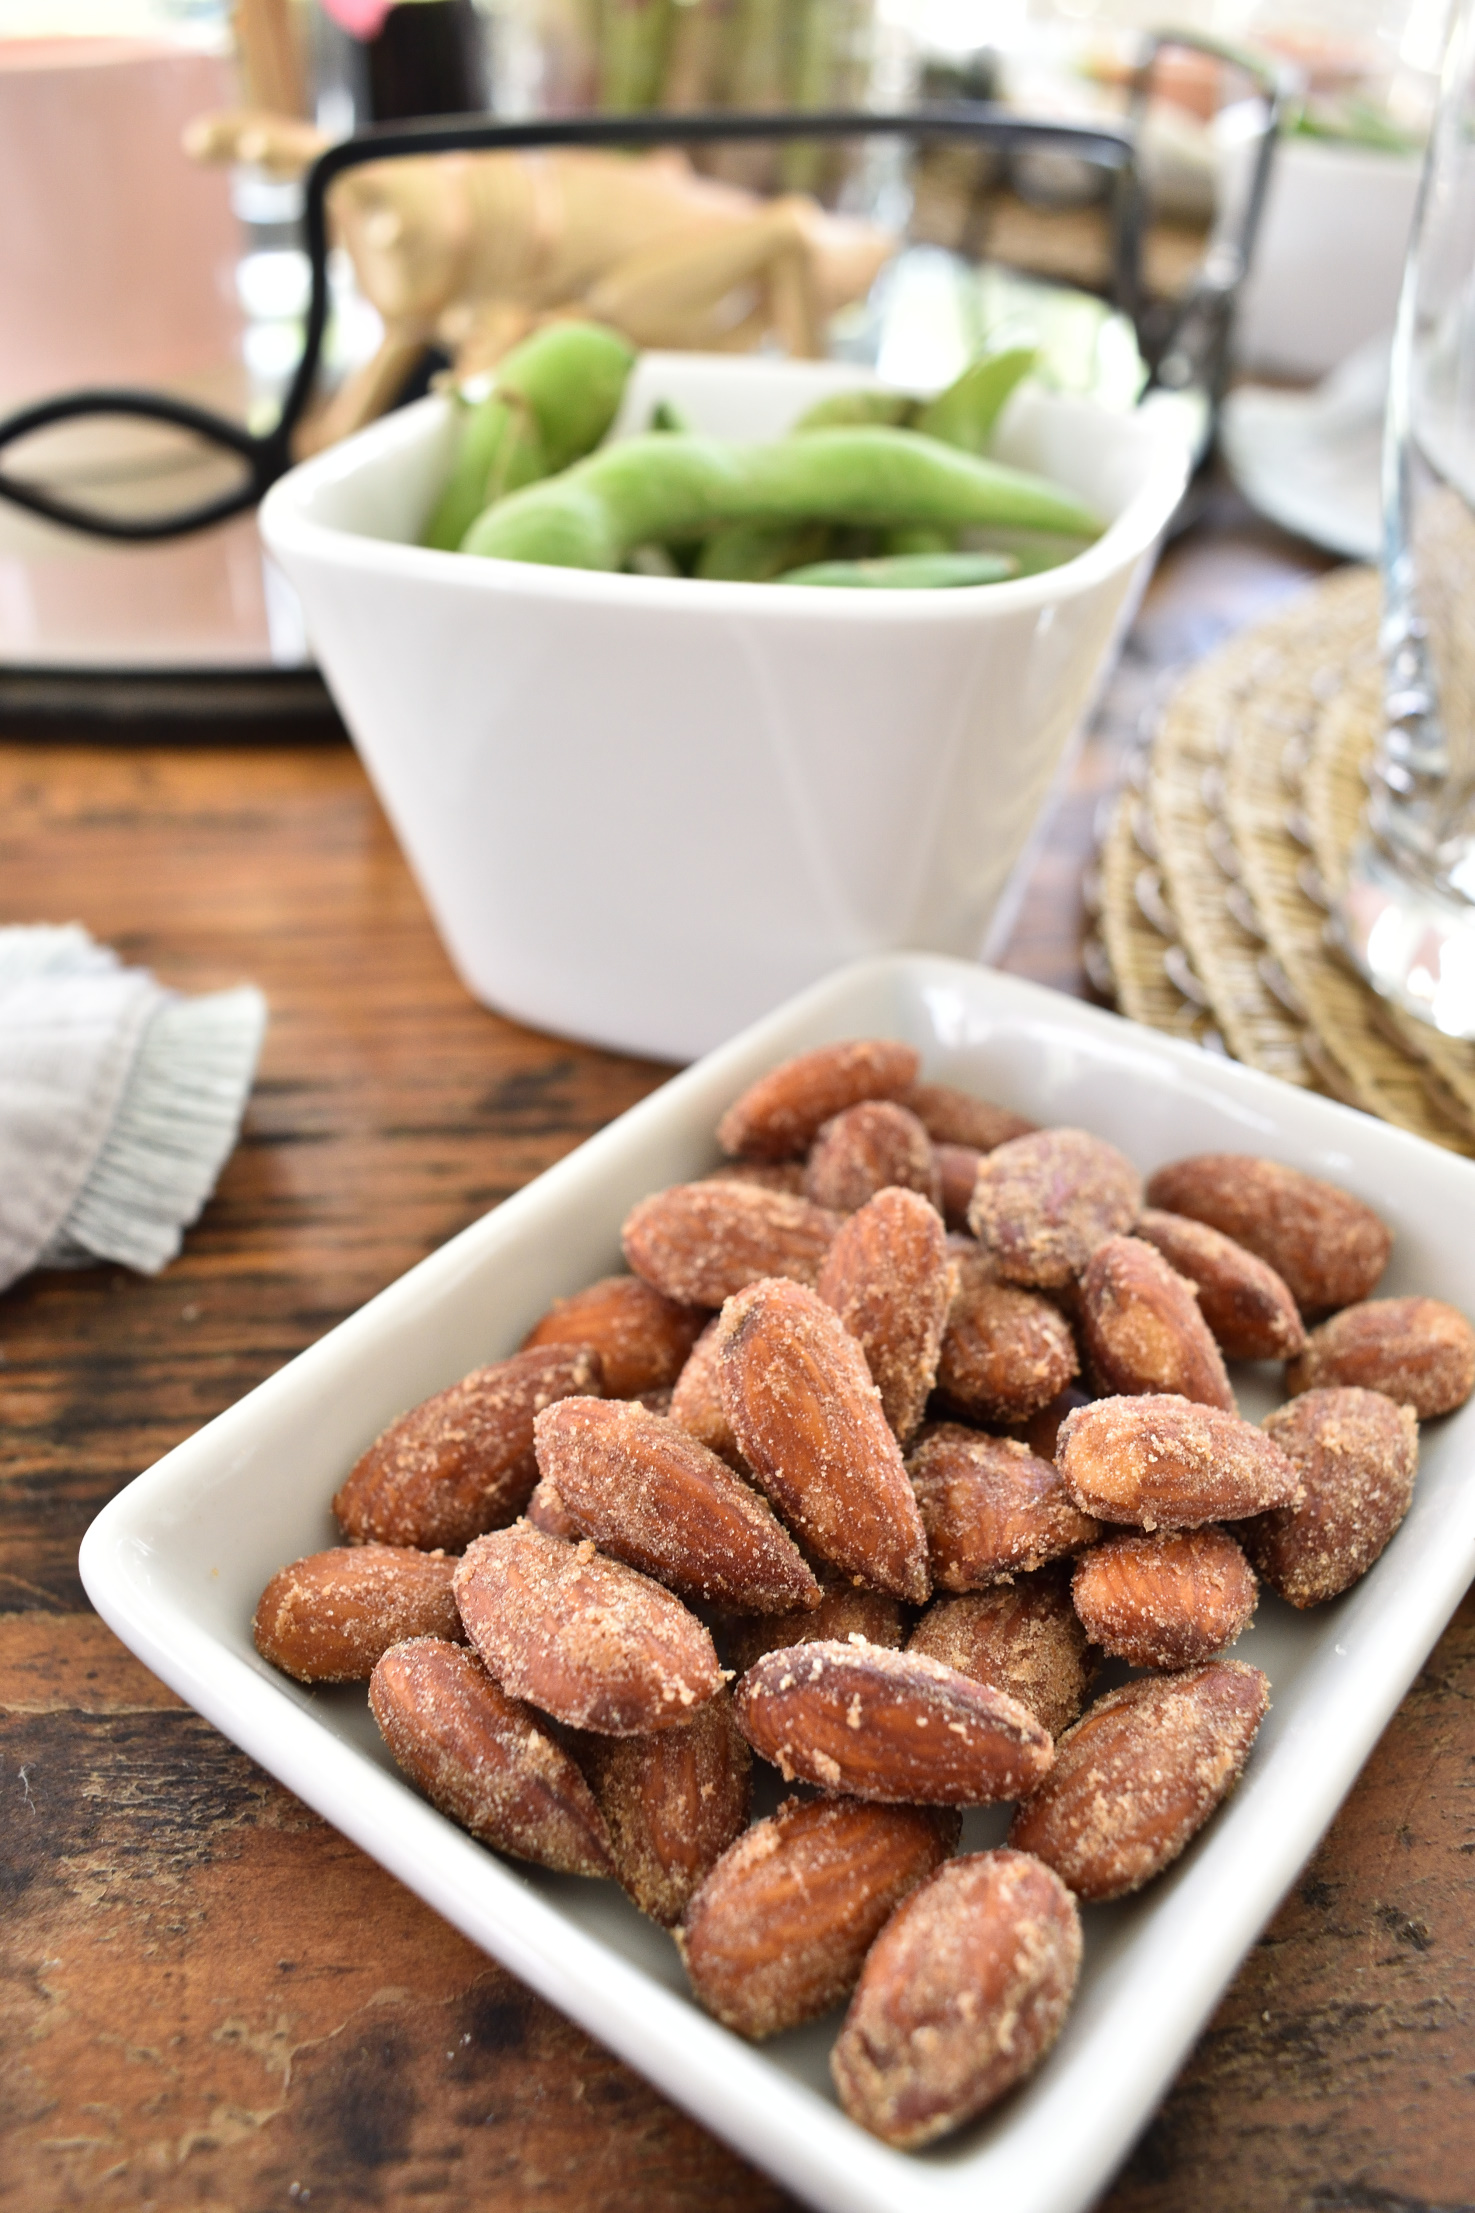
[7,490,1470,2213]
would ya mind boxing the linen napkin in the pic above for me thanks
[0,924,266,1294]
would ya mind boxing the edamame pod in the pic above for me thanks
[775,551,1019,589]
[914,347,1038,454]
[695,520,832,581]
[425,322,636,552]
[462,427,1103,571]
[792,390,917,432]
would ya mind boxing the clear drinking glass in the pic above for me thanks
[1338,0,1475,1036]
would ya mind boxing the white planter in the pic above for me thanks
[262,356,1189,1060]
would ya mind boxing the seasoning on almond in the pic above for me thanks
[733,1638,1054,1804]
[532,1396,821,1614]
[899,1081,1037,1155]
[803,1099,939,1214]
[1143,1155,1391,1318]
[816,1185,952,1443]
[333,1344,604,1552]
[1134,1208,1306,1360]
[908,1570,1095,1737]
[622,1181,841,1307]
[909,1422,1101,1587]
[520,1273,705,1397]
[254,1543,462,1683]
[714,1275,931,1602]
[968,1126,1142,1289]
[580,1689,752,1926]
[1245,1387,1419,1607]
[1007,1660,1270,1899]
[717,1038,920,1161]
[369,1638,616,1879]
[1071,1526,1257,1670]
[678,1795,956,2040]
[668,1315,748,1470]
[1285,1296,1475,1419]
[453,1520,725,1734]
[1079,1235,1236,1410]
[831,1849,1081,2148]
[1057,1394,1300,1528]
[935,1273,1080,1426]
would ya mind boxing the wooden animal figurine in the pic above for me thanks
[186,112,897,450]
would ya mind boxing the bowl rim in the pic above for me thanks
[260,379,1193,626]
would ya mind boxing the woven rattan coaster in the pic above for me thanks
[1096,563,1475,1155]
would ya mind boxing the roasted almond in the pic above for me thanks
[621,1182,840,1307]
[668,1316,748,1470]
[1007,1659,1270,1899]
[580,1689,752,1926]
[936,1275,1079,1427]
[532,1397,819,1614]
[935,1142,984,1233]
[734,1638,1053,1805]
[717,1038,920,1161]
[968,1127,1142,1290]
[520,1274,705,1397]
[1079,1235,1235,1410]
[1071,1526,1257,1669]
[832,1849,1081,2149]
[1143,1154,1391,1318]
[1286,1296,1475,1418]
[254,1544,462,1683]
[816,1186,952,1443]
[1245,1386,1419,1607]
[704,1159,808,1194]
[453,1521,724,1735]
[908,1570,1095,1737]
[369,1638,616,1879]
[724,1568,905,1674]
[1134,1209,1307,1359]
[804,1100,940,1214]
[333,1345,603,1552]
[677,1796,956,2040]
[899,1082,1037,1155]
[909,1423,1101,1589]
[715,1277,931,1603]
[1057,1394,1300,1528]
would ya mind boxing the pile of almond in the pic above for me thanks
[253,1037,1475,2152]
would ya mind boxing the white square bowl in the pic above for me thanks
[259,359,1191,1063]
[79,955,1475,2213]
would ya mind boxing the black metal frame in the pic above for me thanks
[0,38,1282,544]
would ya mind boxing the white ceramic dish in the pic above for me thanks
[80,954,1475,2213]
[1220,135,1421,381]
[260,358,1190,1062]
[1221,335,1388,561]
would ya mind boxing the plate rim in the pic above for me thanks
[78,952,1475,2213]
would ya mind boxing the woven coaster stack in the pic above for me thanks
[1093,563,1475,1157]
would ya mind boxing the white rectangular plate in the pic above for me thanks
[80,955,1475,2213]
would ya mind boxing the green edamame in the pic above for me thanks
[694,520,831,582]
[793,389,917,433]
[775,551,1019,589]
[462,427,1102,572]
[424,322,636,553]
[913,347,1038,454]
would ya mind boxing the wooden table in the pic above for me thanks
[4,489,1474,2213]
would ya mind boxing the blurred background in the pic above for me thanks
[0,0,1451,673]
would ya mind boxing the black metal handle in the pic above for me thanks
[0,86,1267,544]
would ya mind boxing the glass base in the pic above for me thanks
[1337,835,1475,1039]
